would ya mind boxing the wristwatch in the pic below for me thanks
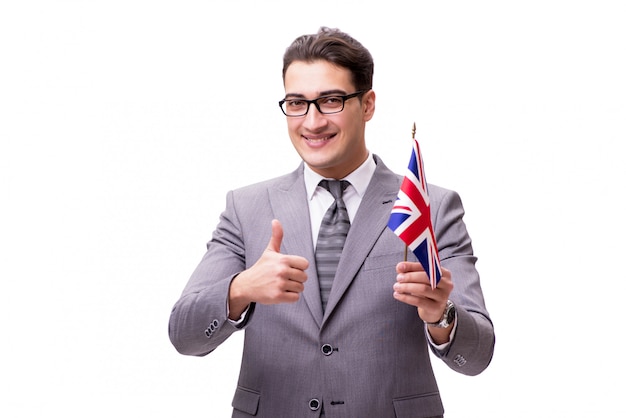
[425,300,456,328]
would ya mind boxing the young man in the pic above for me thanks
[169,27,494,417]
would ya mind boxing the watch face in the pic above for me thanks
[446,304,456,324]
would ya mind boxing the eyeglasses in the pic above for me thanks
[278,91,367,117]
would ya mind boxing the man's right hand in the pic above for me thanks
[228,219,309,320]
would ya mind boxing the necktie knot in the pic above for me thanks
[320,179,350,200]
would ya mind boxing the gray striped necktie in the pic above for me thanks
[315,179,351,311]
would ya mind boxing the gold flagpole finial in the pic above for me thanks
[412,122,416,139]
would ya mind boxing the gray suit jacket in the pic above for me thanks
[169,155,495,418]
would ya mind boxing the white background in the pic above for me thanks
[1,1,625,416]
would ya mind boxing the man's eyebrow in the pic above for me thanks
[318,89,347,97]
[283,93,306,99]
[283,89,348,99]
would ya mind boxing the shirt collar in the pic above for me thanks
[304,153,376,200]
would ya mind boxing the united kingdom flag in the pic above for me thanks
[387,135,441,289]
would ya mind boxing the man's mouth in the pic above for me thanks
[303,134,335,143]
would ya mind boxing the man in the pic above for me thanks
[169,27,494,417]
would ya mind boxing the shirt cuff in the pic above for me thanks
[227,304,251,328]
[425,318,458,351]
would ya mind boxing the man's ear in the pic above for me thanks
[362,90,376,121]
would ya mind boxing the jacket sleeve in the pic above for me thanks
[168,189,253,356]
[429,186,495,375]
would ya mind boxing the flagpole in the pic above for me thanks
[390,121,442,288]
[403,122,417,262]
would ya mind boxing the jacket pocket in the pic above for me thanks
[362,251,406,272]
[393,392,444,418]
[232,386,260,416]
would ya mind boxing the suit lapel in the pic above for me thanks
[268,164,324,326]
[323,157,400,322]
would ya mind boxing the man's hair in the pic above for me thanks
[282,27,374,91]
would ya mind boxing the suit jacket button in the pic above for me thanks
[453,354,467,366]
[308,398,320,411]
[204,319,220,338]
[321,344,333,355]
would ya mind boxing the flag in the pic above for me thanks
[387,134,442,288]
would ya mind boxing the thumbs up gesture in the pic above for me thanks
[228,220,309,319]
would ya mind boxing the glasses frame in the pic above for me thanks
[278,90,367,117]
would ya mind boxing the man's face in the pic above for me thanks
[283,60,375,179]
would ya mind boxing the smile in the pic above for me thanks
[304,134,335,143]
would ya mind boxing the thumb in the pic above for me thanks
[266,219,283,253]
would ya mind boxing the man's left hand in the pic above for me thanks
[393,261,453,324]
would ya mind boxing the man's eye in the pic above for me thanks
[320,97,342,105]
[287,100,306,107]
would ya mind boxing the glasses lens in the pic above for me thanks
[283,99,308,116]
[317,96,344,114]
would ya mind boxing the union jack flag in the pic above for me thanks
[387,135,441,289]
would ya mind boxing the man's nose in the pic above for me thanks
[302,103,327,128]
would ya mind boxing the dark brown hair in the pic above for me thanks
[282,27,374,91]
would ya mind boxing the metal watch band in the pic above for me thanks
[425,300,455,328]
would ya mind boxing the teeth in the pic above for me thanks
[305,136,331,142]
